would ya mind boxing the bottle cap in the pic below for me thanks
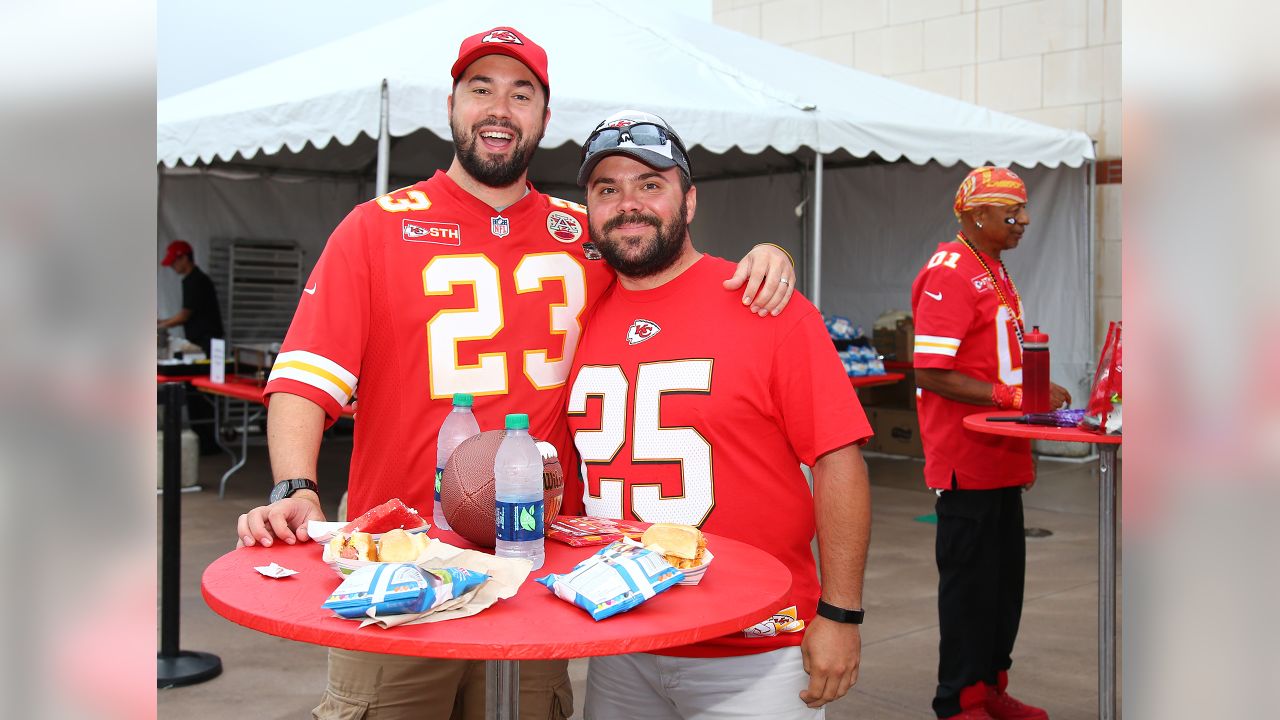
[452,393,474,407]
[1023,325,1049,344]
[504,413,530,430]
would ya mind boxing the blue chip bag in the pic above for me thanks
[535,541,684,621]
[322,563,490,619]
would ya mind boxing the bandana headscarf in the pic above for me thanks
[953,166,1028,218]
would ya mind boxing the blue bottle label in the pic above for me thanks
[495,499,544,542]
[434,467,444,502]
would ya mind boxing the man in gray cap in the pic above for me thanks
[567,110,874,719]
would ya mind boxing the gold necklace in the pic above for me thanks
[956,232,1024,346]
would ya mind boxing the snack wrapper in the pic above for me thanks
[322,563,489,619]
[535,540,683,621]
[546,516,647,547]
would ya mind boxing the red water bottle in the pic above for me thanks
[1022,326,1051,413]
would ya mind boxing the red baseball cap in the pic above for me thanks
[450,26,550,97]
[161,240,193,266]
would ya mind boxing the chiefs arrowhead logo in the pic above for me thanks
[482,30,523,45]
[626,319,661,345]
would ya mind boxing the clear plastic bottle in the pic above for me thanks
[493,413,544,570]
[1021,326,1051,414]
[434,393,480,531]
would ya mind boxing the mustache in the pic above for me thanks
[471,117,520,137]
[602,211,661,233]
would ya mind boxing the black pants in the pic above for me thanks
[186,385,219,454]
[932,486,1026,717]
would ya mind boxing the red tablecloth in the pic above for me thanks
[191,376,356,418]
[203,530,792,661]
[963,411,1121,445]
[849,372,905,389]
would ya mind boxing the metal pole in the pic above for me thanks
[812,152,824,312]
[376,79,390,197]
[1098,444,1117,720]
[486,659,520,719]
[158,382,222,687]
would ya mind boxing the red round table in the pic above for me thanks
[964,411,1122,720]
[849,371,905,389]
[203,529,792,718]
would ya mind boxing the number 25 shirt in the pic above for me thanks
[265,171,614,519]
[912,238,1033,490]
[567,255,871,658]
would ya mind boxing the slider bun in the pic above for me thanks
[378,529,422,562]
[641,523,706,567]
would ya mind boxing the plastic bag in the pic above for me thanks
[1081,321,1122,434]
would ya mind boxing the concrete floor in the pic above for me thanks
[158,435,1116,719]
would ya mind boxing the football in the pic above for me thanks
[440,429,564,548]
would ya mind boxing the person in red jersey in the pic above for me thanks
[912,166,1071,720]
[566,110,872,719]
[231,27,796,720]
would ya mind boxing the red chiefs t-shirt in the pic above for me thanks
[566,255,871,658]
[911,238,1033,490]
[265,171,615,519]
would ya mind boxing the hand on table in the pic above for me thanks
[237,493,325,548]
[723,244,796,317]
[799,616,861,708]
[1050,382,1072,409]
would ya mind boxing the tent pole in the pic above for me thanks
[376,79,390,197]
[812,152,824,312]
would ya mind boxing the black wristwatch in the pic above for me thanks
[816,599,865,625]
[269,478,318,504]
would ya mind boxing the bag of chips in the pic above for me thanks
[535,541,683,621]
[322,562,490,619]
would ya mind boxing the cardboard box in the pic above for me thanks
[864,407,924,458]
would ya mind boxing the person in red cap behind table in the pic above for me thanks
[158,239,224,454]
[233,25,796,720]
[912,167,1071,720]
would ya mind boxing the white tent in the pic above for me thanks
[158,0,1097,398]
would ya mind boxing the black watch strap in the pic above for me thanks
[816,599,865,624]
[269,478,318,504]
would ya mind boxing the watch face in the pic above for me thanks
[269,482,290,504]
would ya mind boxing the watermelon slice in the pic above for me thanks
[341,498,428,535]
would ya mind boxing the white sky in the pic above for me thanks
[158,0,711,99]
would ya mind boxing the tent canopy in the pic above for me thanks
[157,0,1093,181]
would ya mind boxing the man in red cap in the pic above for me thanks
[912,167,1071,719]
[234,25,795,720]
[158,239,224,454]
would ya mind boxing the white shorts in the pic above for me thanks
[584,646,824,720]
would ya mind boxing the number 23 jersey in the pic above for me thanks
[265,171,614,518]
[567,255,871,657]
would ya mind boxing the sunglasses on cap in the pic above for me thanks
[583,122,690,166]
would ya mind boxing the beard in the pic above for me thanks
[450,114,542,189]
[589,196,689,279]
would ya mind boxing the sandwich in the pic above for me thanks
[377,528,431,563]
[327,531,379,562]
[641,523,707,570]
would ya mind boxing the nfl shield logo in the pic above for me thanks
[490,215,510,238]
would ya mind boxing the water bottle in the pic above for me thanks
[434,393,480,531]
[493,413,544,570]
[1022,326,1051,414]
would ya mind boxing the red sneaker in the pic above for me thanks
[985,687,1048,720]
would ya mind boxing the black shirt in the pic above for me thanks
[181,266,225,353]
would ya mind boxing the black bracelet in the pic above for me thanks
[816,599,865,624]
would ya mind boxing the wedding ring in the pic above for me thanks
[780,277,790,285]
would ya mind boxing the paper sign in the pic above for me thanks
[209,338,225,383]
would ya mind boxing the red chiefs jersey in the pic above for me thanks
[911,238,1033,490]
[566,255,871,658]
[265,171,615,519]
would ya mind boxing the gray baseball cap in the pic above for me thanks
[577,110,692,187]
